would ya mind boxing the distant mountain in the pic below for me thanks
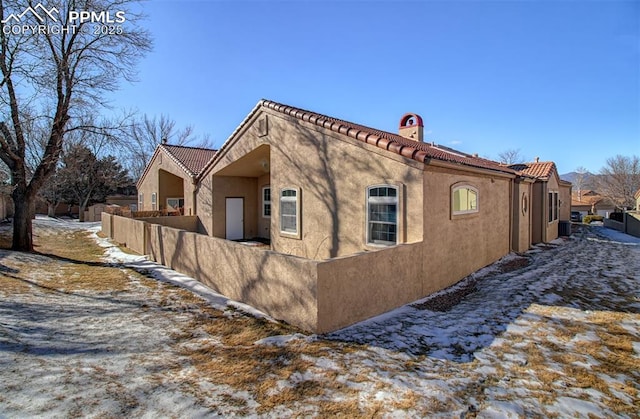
[560,171,598,189]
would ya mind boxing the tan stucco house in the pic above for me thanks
[508,160,572,243]
[571,190,616,218]
[117,99,571,333]
[137,143,217,216]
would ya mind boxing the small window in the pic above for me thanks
[167,198,184,211]
[262,186,271,218]
[367,186,398,245]
[452,185,478,215]
[280,188,299,235]
[138,193,143,211]
[151,193,157,211]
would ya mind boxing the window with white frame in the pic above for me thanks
[548,191,559,222]
[280,188,299,235]
[367,185,398,245]
[452,185,478,214]
[262,186,271,218]
[151,193,157,210]
[138,193,143,211]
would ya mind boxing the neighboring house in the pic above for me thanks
[508,160,572,243]
[0,190,12,220]
[636,188,640,210]
[136,143,217,216]
[124,99,572,333]
[571,190,616,218]
[105,194,138,209]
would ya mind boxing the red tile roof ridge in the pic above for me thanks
[259,99,519,175]
[160,144,217,178]
[162,143,217,152]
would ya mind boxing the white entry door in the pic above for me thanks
[226,198,244,240]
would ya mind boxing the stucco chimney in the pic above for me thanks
[398,113,424,142]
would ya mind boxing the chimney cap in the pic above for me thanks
[399,113,424,129]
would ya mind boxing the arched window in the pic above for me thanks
[367,185,398,245]
[452,185,478,215]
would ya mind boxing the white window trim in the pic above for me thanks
[452,184,479,216]
[166,197,184,210]
[262,186,271,218]
[138,193,143,211]
[366,185,399,246]
[151,192,157,211]
[279,187,301,238]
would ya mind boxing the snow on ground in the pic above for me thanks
[0,218,638,417]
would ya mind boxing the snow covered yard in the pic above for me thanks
[0,218,638,417]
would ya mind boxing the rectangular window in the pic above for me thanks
[280,188,298,235]
[549,191,559,222]
[262,186,271,218]
[138,193,143,211]
[367,186,398,245]
[167,198,184,211]
[452,186,478,215]
[151,193,157,211]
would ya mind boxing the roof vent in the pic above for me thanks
[535,156,539,163]
[398,113,424,142]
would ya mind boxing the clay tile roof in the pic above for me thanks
[635,188,640,200]
[161,144,217,177]
[258,99,518,175]
[137,143,217,188]
[508,161,557,179]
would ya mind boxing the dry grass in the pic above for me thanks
[1,223,638,416]
[478,305,640,415]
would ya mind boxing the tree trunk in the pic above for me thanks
[11,187,34,251]
[78,204,86,222]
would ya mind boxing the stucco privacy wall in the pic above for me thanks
[626,212,640,238]
[136,215,199,232]
[200,109,425,259]
[316,243,423,333]
[109,214,146,254]
[101,214,199,255]
[146,224,319,330]
[103,214,319,330]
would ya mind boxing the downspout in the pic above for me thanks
[508,177,514,252]
[192,177,198,216]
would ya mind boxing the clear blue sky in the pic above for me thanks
[109,0,640,174]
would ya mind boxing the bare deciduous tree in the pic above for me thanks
[572,166,592,198]
[0,0,151,250]
[497,148,525,165]
[125,114,214,181]
[594,155,640,210]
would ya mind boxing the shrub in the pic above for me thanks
[583,215,604,224]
